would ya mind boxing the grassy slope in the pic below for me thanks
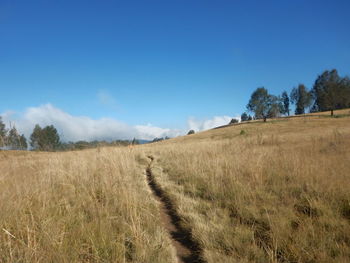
[0,109,349,262]
[145,109,350,262]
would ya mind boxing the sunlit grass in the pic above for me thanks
[1,109,349,262]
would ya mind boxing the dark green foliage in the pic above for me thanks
[229,118,238,124]
[248,115,253,121]
[30,124,42,150]
[19,135,28,149]
[187,130,195,135]
[281,91,290,116]
[247,87,282,122]
[0,117,6,147]
[290,84,312,115]
[30,124,60,151]
[241,112,249,122]
[312,69,350,116]
[7,127,20,149]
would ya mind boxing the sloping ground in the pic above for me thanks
[0,148,176,262]
[144,110,350,262]
[1,109,349,263]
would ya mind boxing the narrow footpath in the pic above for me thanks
[145,156,205,263]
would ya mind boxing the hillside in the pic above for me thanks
[1,109,350,262]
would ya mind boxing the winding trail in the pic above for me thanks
[146,156,205,263]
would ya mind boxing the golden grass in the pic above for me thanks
[0,148,175,262]
[1,109,350,262]
[145,110,350,262]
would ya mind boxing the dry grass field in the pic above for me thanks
[1,109,350,262]
[0,149,175,262]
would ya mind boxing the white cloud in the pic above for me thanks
[187,115,240,131]
[0,104,181,141]
[1,104,239,142]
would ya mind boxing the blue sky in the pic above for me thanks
[1,0,350,140]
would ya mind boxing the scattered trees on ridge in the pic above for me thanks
[243,69,350,121]
[247,87,282,122]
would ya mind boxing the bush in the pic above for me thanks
[187,130,195,135]
[229,118,239,124]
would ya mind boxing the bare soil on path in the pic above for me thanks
[145,156,205,263]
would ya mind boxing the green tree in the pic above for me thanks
[7,127,21,150]
[281,91,290,116]
[247,87,280,122]
[187,130,195,135]
[0,116,7,147]
[30,124,42,150]
[30,124,60,151]
[312,69,350,116]
[19,135,28,150]
[290,84,312,115]
[41,125,60,151]
[241,112,249,122]
[229,118,238,124]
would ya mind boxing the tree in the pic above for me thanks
[30,124,42,150]
[312,69,350,116]
[0,117,7,147]
[7,127,21,150]
[19,135,28,150]
[187,130,195,135]
[241,112,249,122]
[30,124,60,151]
[281,91,290,116]
[247,87,280,122]
[41,125,60,151]
[290,84,312,115]
[229,118,238,124]
[248,115,253,121]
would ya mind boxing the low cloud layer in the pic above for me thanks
[1,104,237,142]
[1,104,182,141]
[187,115,239,131]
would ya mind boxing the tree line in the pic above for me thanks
[0,120,141,151]
[0,119,27,150]
[241,69,350,122]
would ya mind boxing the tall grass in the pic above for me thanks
[1,110,349,262]
[147,113,350,262]
[0,148,175,262]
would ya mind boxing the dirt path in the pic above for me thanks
[146,156,205,263]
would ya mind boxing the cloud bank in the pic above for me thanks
[187,115,239,131]
[1,104,182,141]
[1,104,238,142]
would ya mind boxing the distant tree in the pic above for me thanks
[248,115,253,121]
[187,130,195,135]
[281,91,290,116]
[7,127,21,150]
[268,96,283,118]
[19,135,28,150]
[30,124,60,151]
[241,112,249,122]
[0,117,7,147]
[229,118,238,124]
[311,69,350,116]
[30,124,42,150]
[247,87,280,122]
[290,84,312,115]
[41,125,60,151]
[131,138,138,145]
